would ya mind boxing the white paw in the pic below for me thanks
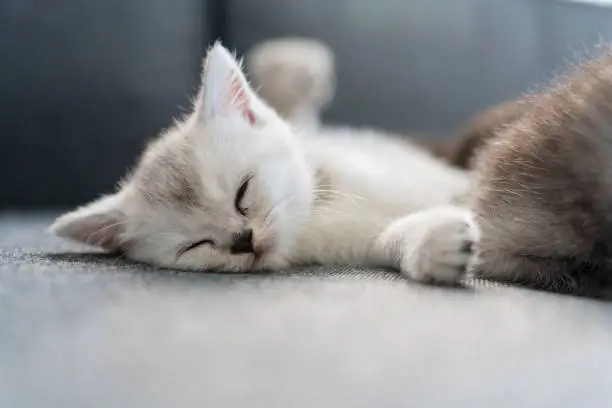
[401,209,478,285]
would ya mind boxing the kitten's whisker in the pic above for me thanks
[312,188,366,205]
[309,206,348,218]
[313,187,364,199]
[263,200,282,224]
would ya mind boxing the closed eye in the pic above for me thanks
[177,239,214,257]
[235,175,253,216]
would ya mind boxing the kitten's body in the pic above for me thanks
[51,43,476,284]
[294,126,470,268]
[471,49,612,296]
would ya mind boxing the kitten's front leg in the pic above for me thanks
[373,206,478,284]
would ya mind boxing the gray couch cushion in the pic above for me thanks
[2,213,612,407]
[228,0,612,136]
[0,0,207,208]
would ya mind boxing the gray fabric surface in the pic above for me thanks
[2,213,612,408]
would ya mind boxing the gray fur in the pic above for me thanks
[470,48,612,297]
[132,138,203,210]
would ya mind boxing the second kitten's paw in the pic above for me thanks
[401,209,477,285]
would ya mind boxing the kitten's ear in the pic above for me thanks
[195,41,260,125]
[47,194,127,251]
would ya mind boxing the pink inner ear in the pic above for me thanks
[229,73,256,125]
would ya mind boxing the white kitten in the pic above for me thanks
[49,42,477,284]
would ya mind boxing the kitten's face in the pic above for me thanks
[49,43,314,271]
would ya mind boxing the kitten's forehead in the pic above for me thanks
[132,137,204,210]
[130,123,253,213]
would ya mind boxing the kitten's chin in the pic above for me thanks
[253,253,290,271]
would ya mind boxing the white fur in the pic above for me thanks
[49,42,477,284]
[247,37,335,132]
[291,126,476,283]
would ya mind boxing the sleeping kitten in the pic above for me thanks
[470,49,612,296]
[49,42,477,284]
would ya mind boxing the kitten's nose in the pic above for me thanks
[229,229,254,254]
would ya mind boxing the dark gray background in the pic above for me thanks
[0,0,206,208]
[226,0,612,132]
[2,0,612,206]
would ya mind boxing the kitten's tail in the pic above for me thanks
[246,37,336,132]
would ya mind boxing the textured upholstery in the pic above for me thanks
[2,213,612,407]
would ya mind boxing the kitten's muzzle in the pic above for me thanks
[229,229,255,255]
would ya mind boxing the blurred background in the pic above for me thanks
[2,0,612,209]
